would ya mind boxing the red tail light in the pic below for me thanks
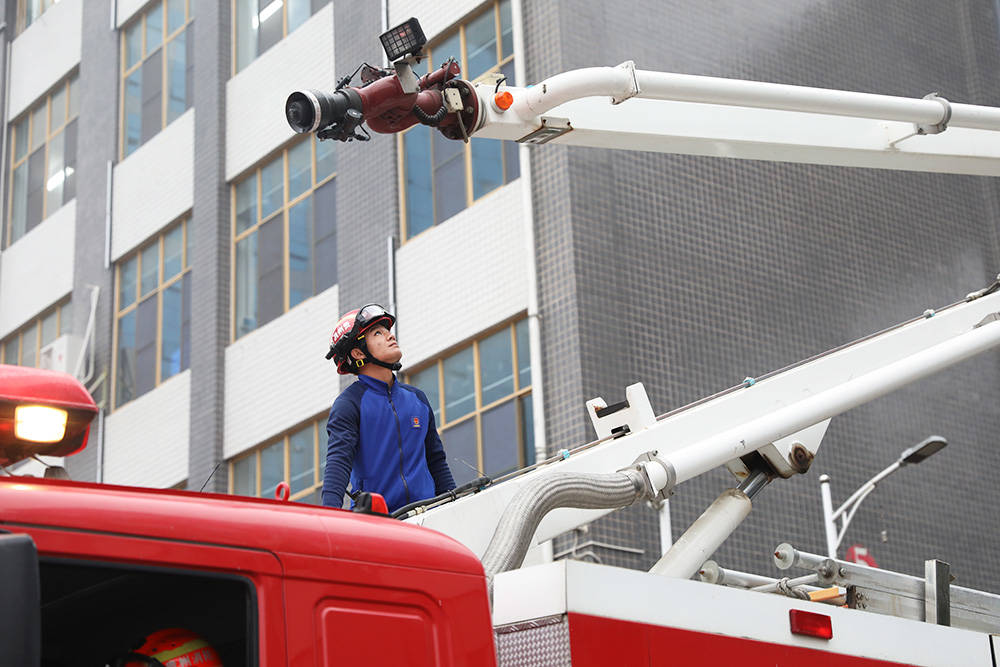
[789,609,833,639]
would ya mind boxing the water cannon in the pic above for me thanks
[285,18,483,143]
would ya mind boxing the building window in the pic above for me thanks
[399,0,517,241]
[113,220,192,408]
[230,418,326,505]
[16,0,59,34]
[232,137,337,340]
[1,301,72,368]
[121,0,193,158]
[406,319,534,485]
[6,75,79,247]
[233,0,329,74]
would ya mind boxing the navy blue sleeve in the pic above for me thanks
[322,391,361,508]
[414,388,455,494]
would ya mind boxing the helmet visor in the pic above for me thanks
[357,304,393,330]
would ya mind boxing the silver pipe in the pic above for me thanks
[95,408,104,483]
[510,0,549,478]
[481,470,646,582]
[0,31,10,249]
[104,161,112,268]
[73,285,100,381]
[698,560,779,588]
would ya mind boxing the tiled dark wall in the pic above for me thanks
[66,0,119,482]
[526,0,1000,589]
[333,2,399,392]
[188,0,231,493]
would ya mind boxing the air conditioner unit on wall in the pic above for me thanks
[39,334,82,375]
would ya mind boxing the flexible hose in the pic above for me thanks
[413,104,448,126]
[391,475,491,519]
[481,470,646,582]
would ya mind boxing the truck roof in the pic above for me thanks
[0,476,484,576]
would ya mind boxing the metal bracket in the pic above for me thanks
[443,88,464,112]
[975,312,1000,328]
[586,382,657,440]
[966,273,1000,302]
[517,116,573,144]
[925,559,951,626]
[619,451,676,501]
[611,60,641,105]
[916,92,951,135]
[393,58,420,94]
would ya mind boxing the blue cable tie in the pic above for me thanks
[559,449,570,459]
[743,376,756,387]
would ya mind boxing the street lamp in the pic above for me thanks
[819,436,948,559]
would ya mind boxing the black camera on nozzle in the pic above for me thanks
[285,88,366,142]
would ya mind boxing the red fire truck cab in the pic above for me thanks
[0,364,495,666]
[0,475,497,666]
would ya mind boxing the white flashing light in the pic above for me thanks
[252,0,282,30]
[14,405,68,443]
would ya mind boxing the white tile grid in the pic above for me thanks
[225,3,335,182]
[0,200,76,338]
[395,180,528,369]
[104,369,191,488]
[389,0,487,43]
[224,284,341,460]
[111,109,195,261]
[8,0,82,120]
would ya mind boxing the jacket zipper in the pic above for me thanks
[387,387,411,504]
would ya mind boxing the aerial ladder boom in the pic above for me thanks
[286,23,1000,177]
[406,285,1000,565]
[471,62,1000,176]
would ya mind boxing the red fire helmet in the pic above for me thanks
[325,304,396,374]
[117,628,222,667]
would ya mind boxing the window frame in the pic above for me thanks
[16,0,59,35]
[6,74,79,248]
[397,0,516,242]
[119,0,193,159]
[231,0,328,76]
[111,218,192,410]
[405,317,533,478]
[229,417,326,503]
[1,300,72,366]
[229,136,337,342]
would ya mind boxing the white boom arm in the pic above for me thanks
[407,288,1000,558]
[470,62,1000,176]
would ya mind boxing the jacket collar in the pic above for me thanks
[357,373,397,393]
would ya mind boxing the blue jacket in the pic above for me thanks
[322,374,455,513]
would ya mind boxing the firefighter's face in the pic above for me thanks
[354,324,402,364]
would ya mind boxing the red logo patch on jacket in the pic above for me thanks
[412,416,420,428]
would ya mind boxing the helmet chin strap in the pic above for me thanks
[356,341,402,372]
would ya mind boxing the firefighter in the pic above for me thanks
[111,628,223,666]
[322,304,455,513]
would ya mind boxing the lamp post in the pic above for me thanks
[820,436,948,559]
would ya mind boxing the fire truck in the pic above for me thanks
[6,17,1000,666]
